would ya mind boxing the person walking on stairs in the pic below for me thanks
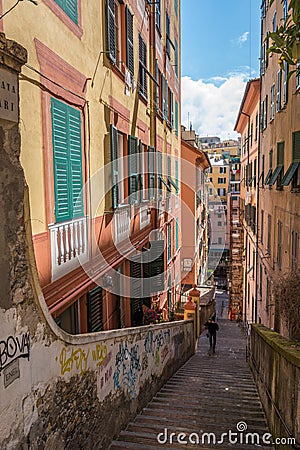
[204,315,219,354]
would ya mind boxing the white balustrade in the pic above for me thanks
[140,203,150,230]
[49,216,88,281]
[113,206,130,244]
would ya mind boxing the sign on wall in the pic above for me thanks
[0,67,18,123]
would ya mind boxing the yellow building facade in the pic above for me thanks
[2,0,181,332]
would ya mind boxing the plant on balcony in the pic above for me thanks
[143,303,164,325]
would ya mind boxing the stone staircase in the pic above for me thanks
[109,319,274,449]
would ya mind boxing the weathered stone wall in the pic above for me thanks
[250,324,300,450]
[0,34,195,450]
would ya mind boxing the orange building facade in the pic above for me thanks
[180,127,210,291]
[235,78,260,324]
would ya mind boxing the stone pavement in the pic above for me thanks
[109,319,274,449]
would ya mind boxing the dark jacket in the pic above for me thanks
[205,321,219,335]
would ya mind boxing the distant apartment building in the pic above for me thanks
[201,139,240,288]
[180,126,210,291]
[234,78,260,323]
[258,0,300,337]
[3,0,181,332]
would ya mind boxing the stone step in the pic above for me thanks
[109,319,274,450]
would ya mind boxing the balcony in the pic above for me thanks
[49,216,88,281]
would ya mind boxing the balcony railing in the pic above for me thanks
[49,216,88,281]
[113,205,131,244]
[140,203,151,229]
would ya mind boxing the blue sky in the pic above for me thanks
[181,0,261,138]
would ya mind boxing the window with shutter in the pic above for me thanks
[51,98,83,223]
[130,257,143,323]
[110,125,119,209]
[175,218,179,251]
[281,131,300,186]
[155,60,160,113]
[157,151,162,196]
[174,0,178,16]
[276,70,282,112]
[166,11,170,57]
[167,223,172,261]
[270,84,275,121]
[128,135,139,203]
[155,0,161,31]
[139,34,147,99]
[126,6,134,75]
[174,39,178,78]
[54,0,78,24]
[147,240,165,293]
[170,90,174,128]
[277,221,282,268]
[139,141,144,202]
[283,61,288,105]
[175,101,179,136]
[87,286,103,332]
[107,0,122,65]
[269,142,284,187]
[148,147,155,199]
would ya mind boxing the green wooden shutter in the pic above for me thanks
[107,0,116,61]
[166,11,170,57]
[126,6,134,75]
[69,106,83,218]
[161,75,165,118]
[157,151,162,195]
[128,136,138,203]
[174,0,178,16]
[164,79,169,120]
[51,99,71,222]
[87,286,103,332]
[139,141,144,202]
[148,240,165,293]
[167,223,172,261]
[54,0,78,24]
[110,125,119,209]
[65,0,78,24]
[293,131,300,161]
[139,35,147,98]
[51,98,83,222]
[170,90,174,128]
[148,147,155,199]
[174,39,178,77]
[176,218,179,250]
[130,256,143,321]
[175,160,179,190]
[175,101,179,136]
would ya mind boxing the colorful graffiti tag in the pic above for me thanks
[113,342,141,399]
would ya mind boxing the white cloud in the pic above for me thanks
[181,73,248,140]
[236,31,250,47]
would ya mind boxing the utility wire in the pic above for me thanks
[0,0,37,20]
[0,0,21,19]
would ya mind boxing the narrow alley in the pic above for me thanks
[109,293,273,449]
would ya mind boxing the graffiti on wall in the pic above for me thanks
[57,347,90,376]
[0,332,30,375]
[113,342,141,399]
[57,343,112,376]
[98,350,113,390]
[144,329,171,356]
[174,331,184,360]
